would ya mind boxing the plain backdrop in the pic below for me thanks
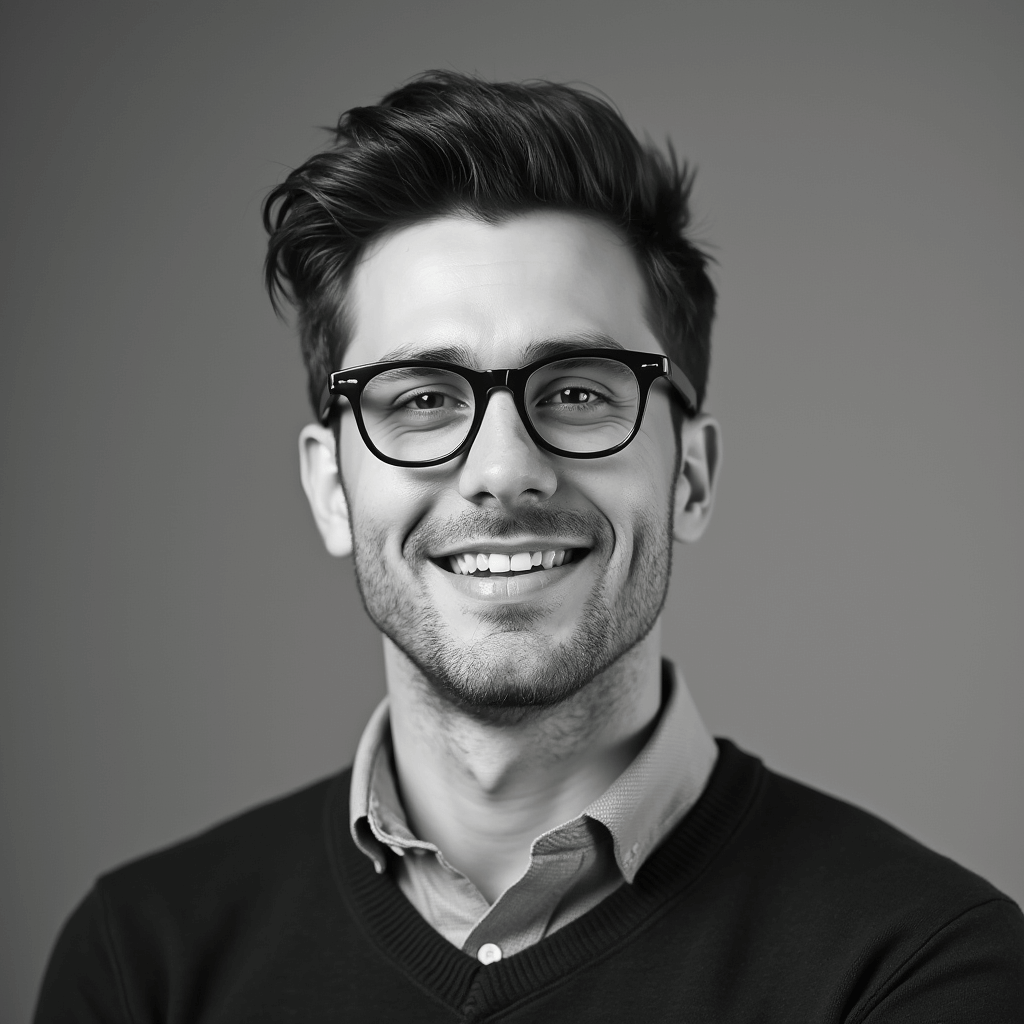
[2,2,1022,1019]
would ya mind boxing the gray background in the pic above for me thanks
[2,2,1021,1019]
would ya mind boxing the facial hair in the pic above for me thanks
[348,502,674,714]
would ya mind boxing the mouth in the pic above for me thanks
[434,547,588,578]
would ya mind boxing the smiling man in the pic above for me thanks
[35,73,1023,1022]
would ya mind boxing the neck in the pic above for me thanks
[384,625,664,903]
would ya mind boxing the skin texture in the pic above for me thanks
[300,212,719,899]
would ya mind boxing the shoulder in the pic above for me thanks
[95,769,352,918]
[656,741,1024,1018]
[744,748,1010,915]
[701,742,1024,1013]
[35,771,355,1023]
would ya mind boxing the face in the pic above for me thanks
[319,212,698,710]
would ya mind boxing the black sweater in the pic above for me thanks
[35,740,1024,1022]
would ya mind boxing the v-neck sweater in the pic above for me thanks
[35,740,1024,1023]
[348,662,717,957]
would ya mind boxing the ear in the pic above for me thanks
[298,423,353,557]
[673,414,721,544]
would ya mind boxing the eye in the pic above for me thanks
[540,386,607,406]
[397,390,467,411]
[408,392,445,409]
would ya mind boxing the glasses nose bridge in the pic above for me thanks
[475,366,520,417]
[459,368,538,456]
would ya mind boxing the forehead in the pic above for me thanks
[343,212,661,368]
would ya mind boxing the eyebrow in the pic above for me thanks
[376,332,626,368]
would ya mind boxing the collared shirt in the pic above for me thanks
[350,661,717,961]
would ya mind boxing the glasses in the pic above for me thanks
[318,348,697,467]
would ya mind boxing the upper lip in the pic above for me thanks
[429,539,592,558]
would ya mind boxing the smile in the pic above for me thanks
[430,545,589,602]
[446,548,581,581]
[438,548,585,577]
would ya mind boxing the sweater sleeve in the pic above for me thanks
[857,898,1024,1023]
[33,887,133,1024]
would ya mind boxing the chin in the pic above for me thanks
[392,623,615,717]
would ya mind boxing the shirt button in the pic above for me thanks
[477,943,503,965]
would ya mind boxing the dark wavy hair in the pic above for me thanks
[263,71,716,415]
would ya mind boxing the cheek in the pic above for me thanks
[565,448,674,561]
[339,422,393,541]
[349,475,412,547]
[340,435,439,554]
[624,413,679,520]
[598,423,677,511]
[637,396,681,477]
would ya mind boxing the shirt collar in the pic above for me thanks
[349,696,394,874]
[584,661,718,881]
[349,660,717,883]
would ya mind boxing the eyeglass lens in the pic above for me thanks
[358,357,642,462]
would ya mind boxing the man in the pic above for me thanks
[36,72,1023,1022]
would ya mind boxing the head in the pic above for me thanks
[264,72,720,714]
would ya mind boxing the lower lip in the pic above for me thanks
[433,559,583,600]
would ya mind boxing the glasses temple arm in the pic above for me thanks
[317,381,333,423]
[666,358,698,412]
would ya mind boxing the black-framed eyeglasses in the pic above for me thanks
[318,348,697,468]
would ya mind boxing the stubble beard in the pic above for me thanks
[348,504,674,716]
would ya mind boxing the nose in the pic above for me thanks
[458,389,558,506]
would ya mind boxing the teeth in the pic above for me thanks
[447,548,575,575]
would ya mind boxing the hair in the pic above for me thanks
[263,71,716,416]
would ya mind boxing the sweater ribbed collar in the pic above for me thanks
[326,738,764,1021]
